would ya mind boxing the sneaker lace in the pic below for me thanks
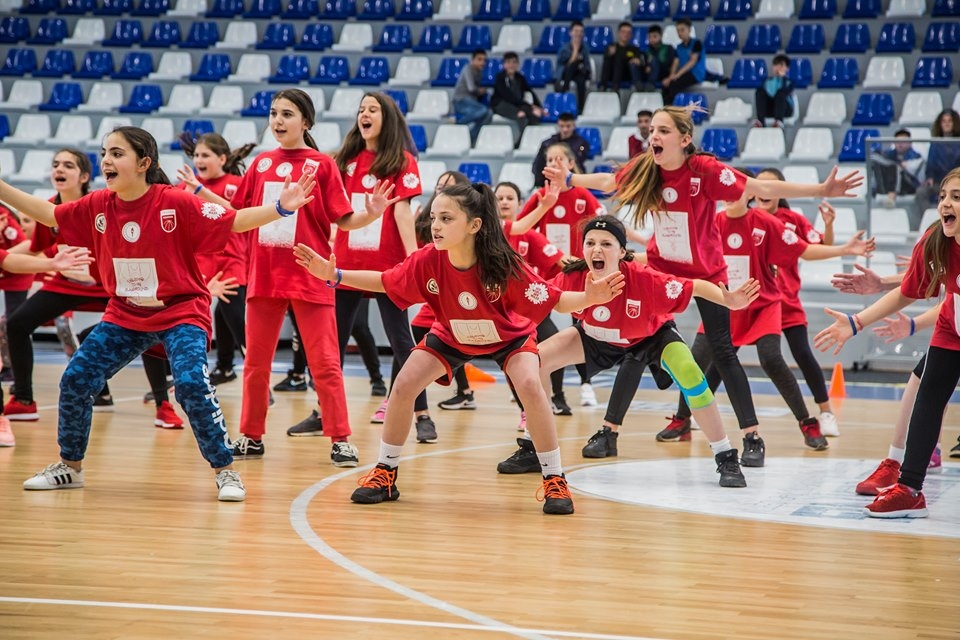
[536,476,571,502]
[587,429,606,444]
[218,469,243,489]
[716,456,739,475]
[333,442,356,458]
[235,435,256,454]
[358,466,395,490]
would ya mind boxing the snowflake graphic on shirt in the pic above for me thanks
[201,202,226,220]
[402,172,420,190]
[782,229,799,245]
[719,168,736,187]
[525,282,549,305]
[665,279,684,300]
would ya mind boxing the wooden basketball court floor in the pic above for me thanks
[1,356,958,640]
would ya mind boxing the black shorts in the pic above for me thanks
[417,332,538,386]
[576,320,685,387]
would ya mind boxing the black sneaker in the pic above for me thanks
[437,391,476,410]
[538,474,574,515]
[232,435,264,459]
[950,440,960,459]
[497,438,541,474]
[371,379,387,397]
[209,367,237,386]
[351,463,399,503]
[741,432,766,467]
[415,415,438,443]
[800,417,829,451]
[581,426,618,458]
[551,393,572,416]
[143,378,174,403]
[715,449,747,488]
[286,410,323,436]
[273,370,307,392]
[331,441,359,467]
[92,394,114,413]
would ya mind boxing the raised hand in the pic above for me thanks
[206,270,239,303]
[584,270,625,305]
[50,246,94,272]
[843,230,876,257]
[813,307,856,355]
[541,179,561,209]
[365,179,401,218]
[293,242,337,281]
[542,164,569,187]
[177,164,200,191]
[831,263,883,295]
[818,200,836,226]
[821,166,865,198]
[278,173,317,213]
[872,311,913,343]
[722,278,761,310]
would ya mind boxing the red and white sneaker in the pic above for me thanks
[0,416,14,447]
[864,483,927,519]
[656,415,692,442]
[154,401,184,429]
[4,398,38,421]
[856,458,901,495]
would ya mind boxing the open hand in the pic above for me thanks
[542,164,569,187]
[723,278,760,310]
[584,270,625,305]
[278,173,317,213]
[821,166,865,198]
[51,245,94,272]
[293,243,337,281]
[177,164,200,192]
[831,263,883,295]
[206,270,239,303]
[843,230,876,257]
[541,180,561,209]
[365,179,402,218]
[872,311,913,343]
[813,307,856,355]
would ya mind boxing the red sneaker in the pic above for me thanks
[4,398,38,422]
[800,417,828,450]
[864,483,927,519]
[656,415,692,442]
[154,401,184,429]
[0,416,14,447]
[856,458,901,495]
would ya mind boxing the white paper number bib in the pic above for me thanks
[113,257,163,307]
[449,319,502,345]
[653,211,693,264]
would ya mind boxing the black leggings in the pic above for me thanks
[783,324,829,405]
[212,285,246,372]
[289,300,383,383]
[901,346,959,491]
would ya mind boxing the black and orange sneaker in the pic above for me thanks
[537,474,574,515]
[800,417,829,451]
[351,463,399,504]
[656,414,691,442]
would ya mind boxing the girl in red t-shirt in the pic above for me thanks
[0,125,316,501]
[544,105,863,468]
[294,182,626,514]
[0,205,33,377]
[815,167,960,519]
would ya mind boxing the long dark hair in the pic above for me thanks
[932,109,960,137]
[273,88,319,151]
[335,92,417,178]
[178,132,255,177]
[416,171,470,245]
[921,167,960,298]
[111,126,171,185]
[562,215,637,273]
[52,147,93,204]
[440,182,522,295]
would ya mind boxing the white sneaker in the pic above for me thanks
[0,416,14,447]
[216,469,246,502]
[23,461,84,490]
[580,383,597,407]
[820,412,840,437]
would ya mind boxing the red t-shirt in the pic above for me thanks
[231,147,353,304]
[382,244,562,356]
[618,155,747,284]
[552,260,692,347]
[502,220,564,279]
[769,207,822,328]
[0,207,34,291]
[333,149,422,273]
[716,208,808,346]
[517,186,604,259]
[184,173,250,286]
[54,184,236,335]
[900,231,960,351]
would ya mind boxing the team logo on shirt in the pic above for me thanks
[553,205,566,219]
[806,229,820,243]
[346,162,357,177]
[665,279,683,300]
[575,199,586,214]
[201,202,226,220]
[727,233,743,249]
[719,168,736,187]
[256,158,272,173]
[592,306,611,322]
[159,209,177,233]
[524,282,549,305]
[782,228,799,245]
[543,244,558,257]
[224,184,238,199]
[689,177,701,197]
[402,173,420,190]
[302,158,319,176]
[122,221,141,243]
[362,174,378,189]
[752,228,766,246]
[426,278,439,294]
[626,298,641,318]
[516,240,529,256]
[275,162,293,178]
[458,292,478,310]
[95,213,106,234]
[662,187,678,203]
[3,227,17,241]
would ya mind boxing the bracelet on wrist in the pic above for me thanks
[275,200,296,217]
[326,267,343,289]
[565,173,572,187]
[853,313,864,332]
[193,184,203,195]
[909,317,916,337]
[847,314,858,336]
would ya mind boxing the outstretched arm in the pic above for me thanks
[542,165,617,194]
[0,245,93,274]
[177,164,233,209]
[831,263,903,295]
[293,243,385,293]
[872,302,942,343]
[508,182,560,236]
[554,270,625,313]
[813,287,916,355]
[747,166,864,201]
[0,179,57,227]
[692,278,760,310]
[233,173,316,232]
[801,230,875,261]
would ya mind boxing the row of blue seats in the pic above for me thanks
[701,127,906,163]
[704,22,960,55]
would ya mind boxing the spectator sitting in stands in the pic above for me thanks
[646,25,676,88]
[555,21,592,114]
[492,51,544,142]
[662,18,705,106]
[531,112,589,188]
[912,109,960,230]
[628,109,653,158]
[753,54,795,128]
[599,22,651,92]
[870,129,925,210]
[453,49,493,144]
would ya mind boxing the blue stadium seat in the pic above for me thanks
[0,115,9,141]
[788,56,813,88]
[62,0,96,13]
[295,24,335,50]
[358,0,395,18]
[73,50,115,78]
[742,24,781,54]
[117,84,163,113]
[727,58,767,89]
[309,55,350,84]
[256,23,296,50]
[268,54,310,83]
[0,17,30,43]
[542,92,578,121]
[713,0,752,19]
[631,26,649,48]
[932,0,960,15]
[102,20,144,47]
[699,128,738,160]
[922,23,960,52]
[174,120,215,147]
[181,21,219,48]
[38,81,83,111]
[431,57,467,87]
[27,18,67,44]
[132,0,170,15]
[397,0,433,19]
[413,25,452,52]
[458,162,492,185]
[373,24,412,52]
[0,48,37,76]
[383,88,408,113]
[817,57,858,88]
[521,58,554,88]
[851,93,894,125]
[554,0,590,20]
[20,0,60,11]
[240,93,274,117]
[577,127,602,159]
[481,58,503,86]
[842,0,878,17]
[409,123,428,152]
[876,23,915,53]
[473,0,510,20]
[94,0,132,14]
[453,25,491,53]
[142,21,182,47]
[206,0,243,16]
[703,24,738,54]
[244,0,281,17]
[584,26,613,54]
[830,23,870,53]
[911,56,953,88]
[673,92,709,123]
[282,0,319,17]
[674,0,711,19]
[633,0,670,19]
[349,56,390,85]
[838,128,880,162]
[34,50,76,77]
[515,0,550,19]
[786,24,824,54]
[798,0,835,19]
[533,26,569,54]
[323,0,356,17]
[189,53,230,81]
[111,51,154,79]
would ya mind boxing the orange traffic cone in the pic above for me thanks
[828,362,846,398]
[464,362,495,383]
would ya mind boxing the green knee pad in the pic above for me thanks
[660,342,714,409]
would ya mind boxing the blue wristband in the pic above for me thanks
[193,184,203,195]
[847,314,858,336]
[326,267,342,288]
[909,317,915,337]
[565,173,572,187]
[275,200,296,217]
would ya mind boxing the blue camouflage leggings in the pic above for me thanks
[58,321,232,468]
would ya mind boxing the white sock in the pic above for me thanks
[888,445,906,463]
[378,441,404,468]
[537,448,563,477]
[709,437,732,456]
